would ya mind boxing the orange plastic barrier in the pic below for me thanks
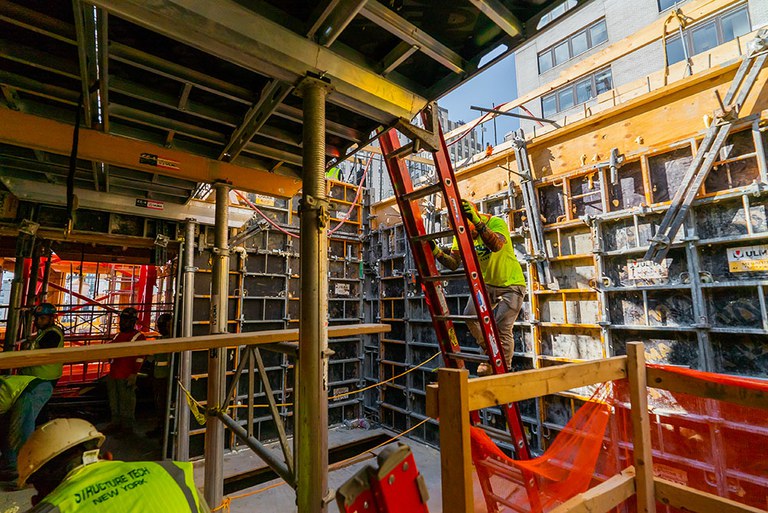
[470,365,768,512]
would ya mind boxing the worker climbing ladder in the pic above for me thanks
[379,103,539,512]
[645,29,768,263]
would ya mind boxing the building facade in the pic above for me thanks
[514,0,768,134]
[437,106,484,166]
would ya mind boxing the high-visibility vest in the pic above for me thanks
[36,460,205,512]
[326,166,341,180]
[0,375,38,414]
[20,325,65,381]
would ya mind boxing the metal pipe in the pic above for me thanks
[22,240,42,340]
[214,411,294,486]
[39,242,53,301]
[296,75,331,513]
[4,252,26,352]
[177,219,197,461]
[204,184,229,507]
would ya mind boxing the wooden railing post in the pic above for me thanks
[627,342,656,513]
[438,368,473,513]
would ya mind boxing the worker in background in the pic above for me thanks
[18,418,211,512]
[104,307,145,435]
[145,313,172,439]
[429,200,526,376]
[326,165,341,181]
[0,375,46,482]
[485,143,493,158]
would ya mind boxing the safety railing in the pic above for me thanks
[426,342,768,513]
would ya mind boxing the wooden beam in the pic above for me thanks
[627,343,656,513]
[438,368,474,513]
[466,357,627,411]
[647,366,768,411]
[654,477,767,513]
[426,382,439,418]
[549,467,636,513]
[0,324,390,370]
[0,108,302,197]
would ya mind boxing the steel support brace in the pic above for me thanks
[177,219,196,461]
[204,184,230,506]
[296,75,332,513]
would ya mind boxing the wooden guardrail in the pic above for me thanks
[426,342,768,513]
[0,323,391,370]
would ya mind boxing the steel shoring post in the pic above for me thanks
[253,347,294,474]
[40,243,53,301]
[4,235,31,352]
[204,184,230,507]
[177,220,196,461]
[296,75,332,513]
[22,240,42,341]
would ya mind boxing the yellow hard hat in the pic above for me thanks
[18,418,105,487]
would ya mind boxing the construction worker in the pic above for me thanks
[19,303,65,382]
[146,313,172,438]
[18,418,210,512]
[485,143,494,158]
[0,375,46,482]
[326,165,341,181]
[104,307,146,435]
[429,200,526,375]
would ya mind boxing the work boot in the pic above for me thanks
[476,363,493,376]
[0,468,18,483]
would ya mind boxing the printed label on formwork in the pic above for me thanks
[335,210,350,220]
[727,244,768,272]
[135,199,164,211]
[252,194,275,207]
[627,258,670,281]
[653,463,688,485]
[139,152,180,171]
[332,387,349,401]
[334,283,350,296]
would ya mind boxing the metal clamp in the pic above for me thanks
[212,247,230,256]
[298,195,336,229]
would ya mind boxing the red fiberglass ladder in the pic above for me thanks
[379,103,538,511]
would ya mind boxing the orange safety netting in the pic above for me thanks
[469,364,768,513]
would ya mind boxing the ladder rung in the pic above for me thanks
[401,183,442,202]
[434,314,477,322]
[446,351,489,363]
[421,271,466,282]
[410,229,454,243]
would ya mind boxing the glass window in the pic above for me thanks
[721,8,750,42]
[575,78,593,104]
[691,22,718,54]
[589,20,608,46]
[665,37,686,65]
[538,51,553,73]
[558,88,575,111]
[658,0,682,11]
[542,94,557,118]
[594,69,613,95]
[571,30,589,56]
[554,42,570,66]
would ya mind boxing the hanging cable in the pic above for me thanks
[447,100,510,148]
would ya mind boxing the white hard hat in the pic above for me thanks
[18,418,105,487]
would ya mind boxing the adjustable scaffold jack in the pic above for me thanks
[645,29,768,263]
[379,103,540,512]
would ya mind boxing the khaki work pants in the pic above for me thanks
[463,284,526,368]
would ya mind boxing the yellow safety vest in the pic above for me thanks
[37,460,205,512]
[20,325,65,381]
[0,375,38,414]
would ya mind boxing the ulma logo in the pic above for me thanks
[730,247,768,260]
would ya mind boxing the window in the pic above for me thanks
[666,5,751,66]
[541,68,613,117]
[537,19,609,74]
[658,0,686,11]
[536,0,577,30]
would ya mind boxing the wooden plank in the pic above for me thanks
[654,478,767,513]
[549,467,636,513]
[627,342,656,513]
[426,383,439,418]
[466,357,627,411]
[0,324,390,370]
[647,366,768,411]
[438,368,473,513]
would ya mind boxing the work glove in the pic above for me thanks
[461,200,481,225]
[428,240,441,256]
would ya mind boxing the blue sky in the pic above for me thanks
[437,54,520,145]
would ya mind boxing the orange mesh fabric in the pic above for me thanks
[469,365,768,513]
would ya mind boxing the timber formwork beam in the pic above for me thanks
[0,109,302,197]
